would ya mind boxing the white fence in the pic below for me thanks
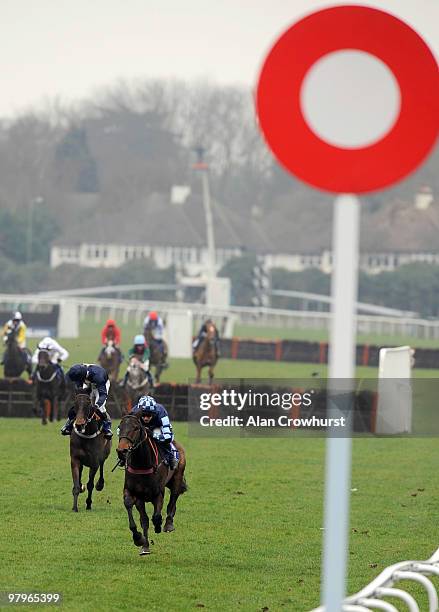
[1,294,439,339]
[312,546,439,611]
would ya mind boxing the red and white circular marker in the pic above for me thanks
[256,5,439,194]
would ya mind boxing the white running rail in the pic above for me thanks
[312,547,439,611]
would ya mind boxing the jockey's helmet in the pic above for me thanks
[67,364,88,382]
[106,319,116,326]
[149,311,158,321]
[134,334,145,346]
[137,395,157,414]
[13,311,22,321]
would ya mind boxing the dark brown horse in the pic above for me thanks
[34,349,62,425]
[117,412,187,555]
[70,391,112,512]
[193,321,219,384]
[144,328,168,383]
[98,340,120,382]
[3,328,31,378]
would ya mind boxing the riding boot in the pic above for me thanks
[99,411,113,439]
[147,371,154,388]
[160,442,177,470]
[61,408,76,435]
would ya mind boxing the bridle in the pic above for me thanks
[118,414,147,453]
[118,414,160,472]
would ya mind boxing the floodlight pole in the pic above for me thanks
[193,147,216,279]
[322,194,360,611]
[26,196,44,264]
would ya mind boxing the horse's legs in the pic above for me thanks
[208,365,214,385]
[96,461,105,491]
[164,491,180,532]
[152,491,164,534]
[135,499,150,555]
[71,458,81,512]
[51,397,58,422]
[85,465,98,510]
[195,364,201,384]
[124,490,146,547]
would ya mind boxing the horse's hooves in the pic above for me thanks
[72,508,78,512]
[154,526,162,534]
[164,524,175,532]
[139,547,151,555]
[86,505,92,511]
[80,484,86,493]
[96,481,104,491]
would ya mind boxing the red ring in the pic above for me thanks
[256,5,439,194]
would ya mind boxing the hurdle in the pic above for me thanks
[312,546,439,611]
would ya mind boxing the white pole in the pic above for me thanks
[322,194,360,611]
[201,170,216,278]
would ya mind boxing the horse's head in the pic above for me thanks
[37,349,51,369]
[206,322,217,342]
[117,412,145,460]
[74,391,94,430]
[104,340,115,358]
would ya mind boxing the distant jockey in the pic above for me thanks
[2,311,27,348]
[131,395,177,470]
[32,336,69,395]
[1,311,32,371]
[32,336,69,366]
[192,319,221,355]
[101,319,121,346]
[119,335,154,388]
[99,319,122,363]
[61,364,112,438]
[143,311,164,341]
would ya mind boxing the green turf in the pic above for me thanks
[0,419,437,611]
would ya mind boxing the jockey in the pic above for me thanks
[192,319,221,355]
[143,311,165,341]
[2,311,27,348]
[32,336,69,367]
[31,336,69,394]
[131,395,177,470]
[119,335,154,388]
[101,318,121,346]
[61,364,112,438]
[99,318,122,363]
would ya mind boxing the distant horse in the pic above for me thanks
[3,328,31,378]
[34,349,62,425]
[193,321,219,384]
[70,391,112,512]
[117,412,187,555]
[144,327,168,383]
[124,356,151,413]
[98,340,120,382]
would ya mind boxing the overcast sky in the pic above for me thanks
[1,0,438,119]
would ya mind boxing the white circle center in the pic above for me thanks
[300,50,401,149]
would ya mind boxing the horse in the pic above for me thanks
[193,321,219,384]
[3,328,31,378]
[98,340,121,382]
[34,349,63,425]
[144,327,168,383]
[124,356,151,413]
[117,412,187,555]
[70,391,112,512]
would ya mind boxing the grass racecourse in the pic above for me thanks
[1,317,439,610]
